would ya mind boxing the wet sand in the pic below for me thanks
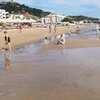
[0,45,100,100]
[0,25,100,100]
[40,33,100,52]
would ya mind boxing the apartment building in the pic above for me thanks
[0,9,9,19]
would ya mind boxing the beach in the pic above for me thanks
[0,25,92,50]
[1,24,100,100]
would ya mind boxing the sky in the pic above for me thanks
[1,0,100,18]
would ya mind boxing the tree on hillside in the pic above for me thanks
[0,2,50,17]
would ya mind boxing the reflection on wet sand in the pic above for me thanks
[1,30,100,100]
[42,35,66,56]
[58,45,65,55]
[44,45,49,56]
[3,52,11,70]
[43,43,65,56]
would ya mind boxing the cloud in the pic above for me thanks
[12,0,100,9]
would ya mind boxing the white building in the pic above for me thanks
[10,14,24,19]
[79,21,84,25]
[41,13,65,24]
[0,9,9,19]
[41,17,51,24]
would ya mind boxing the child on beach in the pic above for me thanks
[68,30,71,35]
[44,37,48,45]
[2,31,12,52]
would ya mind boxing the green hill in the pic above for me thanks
[0,2,50,18]
[62,15,99,23]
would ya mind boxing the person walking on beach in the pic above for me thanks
[96,24,100,40]
[54,24,57,33]
[2,31,12,51]
[49,24,51,33]
[68,30,71,35]
[19,24,23,33]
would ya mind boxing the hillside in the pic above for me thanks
[0,2,50,18]
[62,15,99,23]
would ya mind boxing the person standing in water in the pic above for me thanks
[96,24,100,40]
[2,31,12,51]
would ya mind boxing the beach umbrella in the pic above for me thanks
[22,18,36,23]
[0,19,6,23]
[15,19,22,23]
[22,19,28,23]
[28,18,36,23]
[6,18,14,23]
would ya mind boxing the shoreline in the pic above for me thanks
[1,24,100,100]
[0,25,95,51]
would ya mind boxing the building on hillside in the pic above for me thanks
[41,17,51,24]
[41,13,65,24]
[9,12,32,20]
[23,13,33,19]
[4,0,14,2]
[0,9,9,19]
[9,14,24,19]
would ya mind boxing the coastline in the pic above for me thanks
[1,24,100,100]
[0,25,91,51]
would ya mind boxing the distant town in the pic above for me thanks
[0,0,99,29]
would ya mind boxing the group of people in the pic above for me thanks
[1,30,66,52]
[45,34,65,45]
